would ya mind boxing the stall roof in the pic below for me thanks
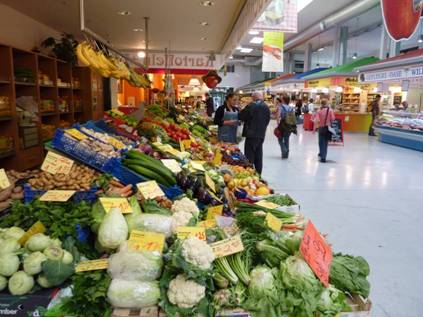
[356,49,423,72]
[237,73,295,92]
[271,67,328,86]
[303,57,379,80]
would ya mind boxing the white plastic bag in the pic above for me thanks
[107,279,160,308]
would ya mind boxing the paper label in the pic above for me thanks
[161,159,182,174]
[255,200,280,210]
[209,190,222,202]
[99,197,132,214]
[197,219,217,228]
[182,139,192,149]
[41,151,74,175]
[128,230,165,252]
[265,213,282,231]
[191,161,205,172]
[75,259,109,272]
[300,221,333,287]
[207,205,223,220]
[18,221,46,245]
[0,169,11,189]
[213,149,223,165]
[137,181,165,199]
[108,136,125,150]
[65,128,87,141]
[178,114,185,121]
[39,190,76,202]
[211,235,244,258]
[176,226,206,240]
[205,174,216,192]
[179,140,185,152]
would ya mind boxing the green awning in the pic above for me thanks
[303,57,380,80]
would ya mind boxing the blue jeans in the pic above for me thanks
[318,130,329,160]
[278,133,291,157]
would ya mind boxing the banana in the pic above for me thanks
[76,42,90,66]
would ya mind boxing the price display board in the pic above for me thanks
[161,159,182,174]
[39,190,76,202]
[176,227,206,240]
[65,128,87,141]
[207,205,223,220]
[0,169,11,189]
[41,151,74,175]
[329,119,344,145]
[137,181,165,200]
[99,197,132,214]
[128,230,165,253]
[211,235,244,258]
[205,174,216,192]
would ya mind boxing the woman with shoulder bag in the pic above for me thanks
[313,99,335,163]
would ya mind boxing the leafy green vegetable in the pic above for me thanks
[141,199,172,215]
[265,194,296,206]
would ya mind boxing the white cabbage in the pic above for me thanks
[126,214,172,238]
[107,279,160,308]
[25,233,51,252]
[98,208,128,249]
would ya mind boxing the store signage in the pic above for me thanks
[360,65,423,83]
[207,205,223,220]
[39,190,76,202]
[300,221,333,287]
[306,78,332,88]
[41,151,74,175]
[254,0,298,33]
[262,31,284,72]
[136,181,165,199]
[146,53,224,70]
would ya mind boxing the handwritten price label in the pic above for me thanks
[161,159,182,174]
[191,161,205,172]
[108,136,125,150]
[65,128,87,141]
[41,151,74,175]
[75,259,109,272]
[128,230,165,253]
[265,213,282,232]
[207,205,223,220]
[197,219,217,228]
[255,200,280,210]
[0,169,11,189]
[205,174,216,193]
[39,190,76,202]
[211,235,244,258]
[99,197,132,214]
[182,139,192,150]
[176,227,206,241]
[300,221,333,287]
[179,140,185,152]
[212,149,223,166]
[18,221,46,245]
[137,181,165,200]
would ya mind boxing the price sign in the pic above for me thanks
[179,140,185,152]
[255,200,280,210]
[161,159,182,174]
[108,136,125,150]
[75,259,109,272]
[65,128,87,141]
[39,190,76,202]
[207,205,223,220]
[136,181,165,200]
[197,219,217,228]
[205,174,216,192]
[176,227,206,241]
[211,235,244,258]
[300,221,333,287]
[265,213,282,232]
[0,168,11,189]
[18,221,46,245]
[128,230,165,252]
[41,151,74,175]
[99,197,132,214]
[212,149,223,166]
[191,161,205,172]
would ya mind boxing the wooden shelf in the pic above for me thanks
[0,149,15,159]
[39,84,56,88]
[0,116,12,121]
[41,112,57,117]
[15,81,35,86]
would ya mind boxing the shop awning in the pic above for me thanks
[271,67,328,87]
[237,73,295,93]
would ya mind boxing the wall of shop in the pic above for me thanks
[0,4,60,51]
[218,63,251,89]
[406,88,423,109]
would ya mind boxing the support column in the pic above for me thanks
[304,43,312,72]
[283,52,291,73]
[339,26,349,65]
[388,38,400,57]
[379,26,389,59]
[333,26,341,66]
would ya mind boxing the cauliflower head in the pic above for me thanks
[167,274,206,308]
[171,211,193,233]
[171,197,199,216]
[181,236,215,270]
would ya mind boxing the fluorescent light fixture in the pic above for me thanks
[240,48,253,53]
[189,78,201,86]
[236,46,243,50]
[250,37,264,44]
[321,88,329,93]
[229,56,234,59]
[137,51,146,58]
[239,90,243,94]
[249,30,260,35]
[353,87,362,93]
[201,1,214,6]
[352,52,358,59]
[317,47,325,52]
[200,21,209,26]
[335,86,343,93]
[133,28,143,32]
[311,88,318,93]
[117,11,131,15]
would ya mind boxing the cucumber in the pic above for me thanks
[127,164,171,187]
[123,159,176,185]
[126,151,176,179]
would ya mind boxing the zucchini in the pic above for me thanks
[127,164,171,187]
[123,159,176,185]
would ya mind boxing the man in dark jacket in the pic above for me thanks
[239,92,271,174]
[205,93,214,117]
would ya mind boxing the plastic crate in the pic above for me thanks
[101,116,140,141]
[23,184,98,204]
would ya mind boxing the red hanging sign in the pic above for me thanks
[300,221,333,287]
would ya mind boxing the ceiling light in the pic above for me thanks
[236,46,243,50]
[189,78,201,86]
[200,37,207,41]
[229,56,234,59]
[240,48,253,53]
[137,51,146,58]
[419,34,423,43]
[249,30,260,35]
[200,21,209,26]
[250,37,264,44]
[117,10,131,16]
[133,28,143,32]
[352,53,358,59]
[317,47,325,52]
[201,1,214,6]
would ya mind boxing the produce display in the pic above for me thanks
[0,103,372,317]
[375,111,423,131]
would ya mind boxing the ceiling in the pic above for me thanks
[0,0,245,53]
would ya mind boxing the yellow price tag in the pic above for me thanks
[39,190,76,202]
[265,213,282,232]
[211,235,244,258]
[207,205,223,220]
[197,219,217,228]
[41,151,74,175]
[18,221,46,245]
[75,259,109,272]
[99,197,132,214]
[212,149,223,166]
[65,128,87,141]
[128,230,165,252]
[205,174,216,193]
[182,139,191,149]
[191,161,205,172]
[136,181,165,200]
[108,136,125,150]
[179,140,185,152]
[176,227,206,241]
[0,169,11,189]
[255,200,280,210]
[161,159,182,174]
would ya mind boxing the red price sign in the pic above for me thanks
[300,221,333,287]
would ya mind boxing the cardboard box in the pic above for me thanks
[338,296,372,317]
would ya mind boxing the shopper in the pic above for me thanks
[401,101,409,111]
[314,99,335,163]
[308,98,315,113]
[239,92,271,174]
[295,98,303,118]
[214,93,239,143]
[205,92,214,117]
[369,94,381,136]
[276,95,297,159]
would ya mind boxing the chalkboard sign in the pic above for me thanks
[330,118,343,145]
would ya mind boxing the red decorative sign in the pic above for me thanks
[381,0,423,41]
[300,221,333,287]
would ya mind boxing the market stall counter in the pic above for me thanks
[336,113,372,133]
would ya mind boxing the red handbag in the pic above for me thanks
[274,127,282,138]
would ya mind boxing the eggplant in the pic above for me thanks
[197,187,212,204]
[234,188,248,199]
[176,172,186,185]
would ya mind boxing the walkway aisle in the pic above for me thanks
[259,123,423,317]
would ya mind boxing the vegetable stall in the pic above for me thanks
[0,103,371,317]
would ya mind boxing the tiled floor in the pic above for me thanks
[255,124,423,317]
